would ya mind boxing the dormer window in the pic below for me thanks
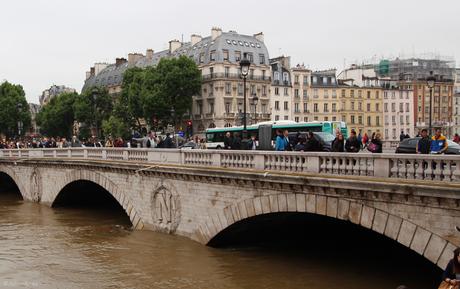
[210,50,216,62]
[274,71,280,81]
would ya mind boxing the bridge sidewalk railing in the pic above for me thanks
[1,148,460,183]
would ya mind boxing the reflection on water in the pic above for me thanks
[0,192,440,289]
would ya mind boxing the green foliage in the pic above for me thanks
[36,92,77,138]
[74,87,113,137]
[120,56,201,129]
[102,115,131,139]
[0,81,31,138]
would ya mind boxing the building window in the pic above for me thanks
[262,104,267,113]
[275,87,279,95]
[284,101,289,110]
[332,89,337,98]
[322,77,327,85]
[351,102,355,110]
[284,115,289,120]
[367,103,371,112]
[351,115,355,124]
[225,102,231,114]
[324,89,329,98]
[399,103,404,112]
[199,52,204,63]
[304,117,308,122]
[210,50,216,62]
[376,103,379,112]
[251,84,256,94]
[209,102,214,114]
[295,89,299,98]
[405,103,409,112]
[341,89,346,97]
[238,102,242,112]
[384,103,388,112]
[284,87,289,96]
[209,84,214,96]
[303,76,308,86]
[262,85,267,96]
[274,71,280,81]
[367,91,371,99]
[238,83,243,96]
[235,51,241,62]
[358,90,362,98]
[225,83,231,95]
[332,116,336,121]
[367,116,371,126]
[324,117,329,121]
[294,103,299,113]
[350,90,355,98]
[314,103,319,112]
[225,67,230,78]
[312,76,317,84]
[275,101,280,110]
[294,75,299,84]
[391,103,395,112]
[283,72,289,83]
[275,115,279,121]
[247,53,254,63]
[376,91,379,99]
[332,103,336,112]
[323,103,328,112]
[223,50,229,61]
[358,116,363,124]
[314,89,319,98]
[303,103,308,112]
[259,54,265,64]
[303,90,308,99]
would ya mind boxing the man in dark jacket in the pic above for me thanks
[305,132,321,152]
[223,132,233,150]
[416,129,431,154]
[345,130,360,153]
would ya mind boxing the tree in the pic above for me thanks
[145,56,201,127]
[102,115,131,139]
[117,67,146,131]
[36,92,77,138]
[120,56,202,131]
[74,87,113,138]
[0,81,31,138]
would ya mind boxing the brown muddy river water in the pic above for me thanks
[0,190,441,289]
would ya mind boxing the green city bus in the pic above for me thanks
[205,121,348,149]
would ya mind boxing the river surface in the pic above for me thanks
[0,192,441,289]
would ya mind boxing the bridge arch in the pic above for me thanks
[0,167,26,199]
[196,193,456,269]
[48,170,144,229]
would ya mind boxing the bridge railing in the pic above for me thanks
[1,148,459,183]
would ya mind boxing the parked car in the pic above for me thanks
[179,141,200,150]
[395,137,460,154]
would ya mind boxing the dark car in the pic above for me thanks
[395,137,460,154]
[288,131,334,152]
[179,141,200,150]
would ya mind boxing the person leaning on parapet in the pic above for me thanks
[416,129,431,154]
[442,247,460,287]
[345,130,360,153]
[246,134,257,150]
[430,128,448,154]
[331,132,344,152]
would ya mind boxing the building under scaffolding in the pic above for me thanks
[376,55,456,81]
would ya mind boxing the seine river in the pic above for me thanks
[0,191,441,289]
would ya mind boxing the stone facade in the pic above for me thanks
[1,156,460,269]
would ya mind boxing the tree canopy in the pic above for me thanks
[36,92,78,138]
[0,81,31,138]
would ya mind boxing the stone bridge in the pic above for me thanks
[1,148,460,269]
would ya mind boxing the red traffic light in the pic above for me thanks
[186,120,192,126]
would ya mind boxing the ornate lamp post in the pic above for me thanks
[426,71,436,135]
[251,93,259,125]
[17,103,23,137]
[239,54,251,139]
[92,88,98,138]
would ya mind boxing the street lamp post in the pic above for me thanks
[92,89,98,138]
[251,93,259,125]
[426,71,436,135]
[17,103,23,137]
[239,54,251,139]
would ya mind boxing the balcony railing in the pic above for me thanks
[202,73,271,81]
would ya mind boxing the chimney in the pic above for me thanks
[254,32,264,43]
[169,40,181,53]
[146,49,154,61]
[191,34,202,46]
[128,53,143,66]
[115,58,127,67]
[90,67,95,77]
[211,27,222,40]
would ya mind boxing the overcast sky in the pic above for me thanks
[1,0,458,103]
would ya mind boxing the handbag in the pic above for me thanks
[438,280,459,289]
[367,142,377,152]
